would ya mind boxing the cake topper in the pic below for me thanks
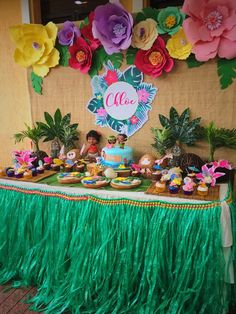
[117,133,127,149]
[83,130,102,162]
[106,135,117,149]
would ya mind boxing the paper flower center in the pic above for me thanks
[180,38,187,46]
[113,24,126,37]
[32,42,40,50]
[76,51,86,62]
[66,31,73,39]
[204,10,223,30]
[165,15,176,28]
[139,27,145,39]
[149,51,163,65]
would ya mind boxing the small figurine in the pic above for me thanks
[83,130,101,162]
[106,135,117,149]
[117,133,127,149]
[65,148,81,165]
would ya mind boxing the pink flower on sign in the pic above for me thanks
[130,115,139,125]
[137,89,150,103]
[104,70,118,86]
[182,0,236,61]
[97,107,107,117]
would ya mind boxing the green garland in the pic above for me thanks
[0,183,235,313]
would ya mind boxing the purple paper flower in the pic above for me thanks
[92,0,133,54]
[58,21,81,46]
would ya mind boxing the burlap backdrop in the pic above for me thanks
[29,59,236,165]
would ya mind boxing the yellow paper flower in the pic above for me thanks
[166,27,192,60]
[131,18,158,50]
[9,22,60,77]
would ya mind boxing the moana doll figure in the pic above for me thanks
[83,130,101,162]
[106,135,117,149]
[117,133,127,149]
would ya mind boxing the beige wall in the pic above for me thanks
[0,0,32,166]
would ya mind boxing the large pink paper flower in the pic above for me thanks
[182,0,236,61]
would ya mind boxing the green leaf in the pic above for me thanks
[87,98,103,113]
[217,58,236,89]
[186,54,204,68]
[107,52,123,69]
[126,47,138,65]
[89,47,108,77]
[159,114,170,128]
[44,112,54,127]
[56,43,70,67]
[121,66,142,88]
[135,12,146,23]
[142,7,159,21]
[61,113,71,125]
[31,72,43,95]
[54,109,62,126]
[80,17,89,29]
[106,116,125,132]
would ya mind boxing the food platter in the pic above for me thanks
[110,177,142,189]
[81,176,110,188]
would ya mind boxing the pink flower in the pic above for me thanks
[130,115,139,125]
[209,159,232,170]
[196,164,225,187]
[137,89,150,103]
[182,0,236,61]
[104,70,118,85]
[69,37,92,73]
[15,150,36,167]
[97,107,107,117]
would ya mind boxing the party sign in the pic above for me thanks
[87,62,157,137]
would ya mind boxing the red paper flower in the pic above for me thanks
[134,36,174,78]
[130,115,139,125]
[104,70,118,85]
[69,37,92,73]
[81,12,101,51]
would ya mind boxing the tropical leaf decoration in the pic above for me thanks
[158,107,203,146]
[217,58,236,89]
[186,54,204,68]
[36,108,79,149]
[87,64,157,137]
[14,123,43,152]
[31,71,43,95]
[151,127,174,156]
[204,121,236,161]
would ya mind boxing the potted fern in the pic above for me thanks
[36,108,79,158]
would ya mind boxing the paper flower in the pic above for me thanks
[58,21,81,46]
[97,107,107,117]
[69,37,92,73]
[104,70,118,85]
[131,18,158,50]
[92,0,133,54]
[166,27,192,60]
[209,159,232,170]
[81,12,101,50]
[9,22,59,77]
[130,115,139,125]
[15,150,36,167]
[134,36,174,78]
[196,164,225,187]
[157,7,185,35]
[182,0,236,61]
[137,88,150,103]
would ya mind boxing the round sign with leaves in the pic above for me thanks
[87,62,157,136]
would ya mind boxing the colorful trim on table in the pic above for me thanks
[0,182,232,210]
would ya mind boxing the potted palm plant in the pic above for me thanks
[13,123,48,163]
[36,108,79,158]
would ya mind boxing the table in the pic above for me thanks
[0,178,235,314]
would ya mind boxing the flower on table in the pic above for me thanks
[196,164,225,187]
[166,27,192,60]
[134,36,174,78]
[92,0,133,54]
[69,37,92,73]
[131,18,158,50]
[130,115,139,125]
[58,21,81,46]
[209,159,232,170]
[9,22,59,77]
[157,6,185,35]
[182,0,236,61]
[81,12,101,51]
[137,88,150,103]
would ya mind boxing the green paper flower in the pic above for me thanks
[157,7,185,35]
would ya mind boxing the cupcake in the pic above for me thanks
[152,170,162,181]
[23,170,33,179]
[197,183,209,196]
[155,180,166,193]
[31,168,38,176]
[182,181,195,196]
[36,165,45,174]
[74,164,85,173]
[51,164,61,171]
[6,168,15,177]
[15,169,24,179]
[64,164,73,172]
[43,157,53,170]
[168,181,179,194]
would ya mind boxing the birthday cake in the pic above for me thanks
[101,145,133,168]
